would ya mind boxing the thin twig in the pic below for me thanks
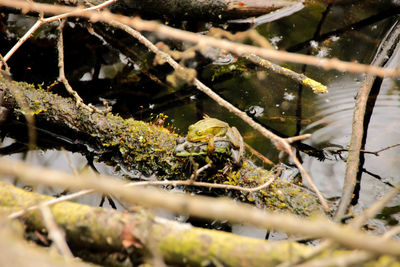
[56,19,85,107]
[126,172,276,193]
[8,189,95,219]
[205,28,327,94]
[245,143,274,166]
[296,219,400,267]
[39,205,74,258]
[0,19,42,69]
[361,141,400,155]
[0,54,10,72]
[57,19,102,113]
[189,161,212,182]
[350,182,400,228]
[8,171,276,220]
[383,225,400,239]
[286,182,400,266]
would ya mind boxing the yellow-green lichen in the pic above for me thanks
[302,78,328,94]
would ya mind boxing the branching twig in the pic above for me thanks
[350,182,400,228]
[283,183,400,266]
[205,28,327,93]
[0,0,116,112]
[0,0,329,210]
[0,0,117,70]
[57,19,106,113]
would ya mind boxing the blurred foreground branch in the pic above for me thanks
[0,160,400,257]
[0,163,399,266]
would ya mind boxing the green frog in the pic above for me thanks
[175,118,245,166]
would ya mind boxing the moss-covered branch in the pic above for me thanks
[0,73,325,216]
[0,181,398,266]
[0,181,308,266]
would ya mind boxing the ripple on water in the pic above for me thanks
[300,76,400,203]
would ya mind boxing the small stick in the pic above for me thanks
[245,143,274,166]
[39,205,73,258]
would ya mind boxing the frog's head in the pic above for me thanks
[187,118,229,142]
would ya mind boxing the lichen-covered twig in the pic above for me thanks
[245,53,328,94]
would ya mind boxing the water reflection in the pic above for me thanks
[301,52,400,211]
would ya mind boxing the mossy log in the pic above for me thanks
[0,181,398,267]
[0,181,307,266]
[0,73,325,216]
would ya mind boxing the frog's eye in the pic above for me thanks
[196,130,203,136]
